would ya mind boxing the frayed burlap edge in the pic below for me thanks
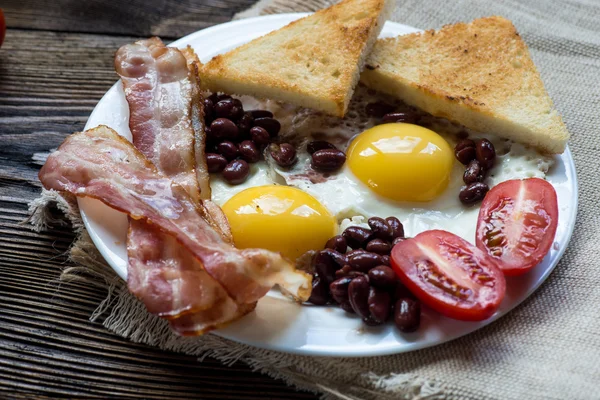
[27,189,444,400]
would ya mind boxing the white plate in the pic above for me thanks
[80,14,578,357]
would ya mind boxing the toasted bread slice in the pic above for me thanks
[360,16,569,154]
[200,0,395,117]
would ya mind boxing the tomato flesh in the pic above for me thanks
[391,230,506,321]
[476,178,558,276]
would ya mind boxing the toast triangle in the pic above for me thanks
[200,0,394,117]
[360,16,569,154]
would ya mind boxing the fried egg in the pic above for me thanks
[209,85,554,260]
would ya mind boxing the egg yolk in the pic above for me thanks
[347,123,454,202]
[221,185,337,261]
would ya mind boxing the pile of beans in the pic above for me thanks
[308,217,421,333]
[454,138,496,205]
[203,93,297,184]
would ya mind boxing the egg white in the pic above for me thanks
[210,85,554,245]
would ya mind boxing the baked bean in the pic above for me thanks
[392,237,407,246]
[463,159,485,184]
[368,287,391,323]
[365,102,395,118]
[307,140,337,155]
[249,109,273,119]
[342,226,372,249]
[216,141,239,161]
[348,251,383,273]
[314,250,338,284]
[250,126,270,146]
[269,143,297,167]
[307,274,330,305]
[454,139,476,165]
[368,217,393,241]
[311,149,346,172]
[329,276,352,304]
[385,217,404,239]
[239,140,260,163]
[348,275,370,318]
[203,98,215,123]
[206,153,227,173]
[459,182,489,205]
[222,159,250,185]
[368,266,397,289]
[325,235,347,253]
[394,298,421,332]
[476,139,496,169]
[381,255,391,266]
[237,112,254,136]
[215,98,243,120]
[254,117,281,136]
[381,112,418,124]
[365,239,391,254]
[210,118,238,139]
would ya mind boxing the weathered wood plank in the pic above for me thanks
[2,0,257,38]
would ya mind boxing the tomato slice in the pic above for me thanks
[391,230,506,321]
[476,178,558,276]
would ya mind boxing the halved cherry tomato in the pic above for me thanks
[391,230,506,321]
[476,178,558,276]
[0,9,5,48]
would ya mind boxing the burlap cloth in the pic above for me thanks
[29,0,600,398]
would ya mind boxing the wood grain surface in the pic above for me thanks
[0,2,317,398]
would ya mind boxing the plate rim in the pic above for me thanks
[78,13,579,357]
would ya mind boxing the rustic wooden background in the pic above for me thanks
[0,1,317,398]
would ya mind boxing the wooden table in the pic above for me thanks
[0,2,316,398]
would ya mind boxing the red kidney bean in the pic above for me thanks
[329,276,352,304]
[250,126,270,146]
[362,316,383,326]
[311,149,346,172]
[210,118,239,139]
[215,98,243,121]
[368,217,393,241]
[365,102,395,118]
[342,226,372,249]
[394,298,421,332]
[391,237,407,246]
[203,98,215,123]
[237,112,254,136]
[454,139,476,165]
[392,281,415,300]
[269,143,297,167]
[365,239,391,255]
[385,217,404,239]
[325,235,347,254]
[222,159,250,185]
[368,266,397,289]
[463,159,485,184]
[307,275,330,305]
[348,252,383,273]
[208,93,219,103]
[476,139,496,170]
[348,275,370,318]
[216,141,239,161]
[320,248,348,267]
[368,287,391,323]
[307,140,337,155]
[335,265,353,278]
[239,140,260,163]
[381,255,391,266]
[459,182,489,205]
[314,251,338,285]
[206,153,227,173]
[339,301,355,314]
[346,249,367,258]
[216,94,232,102]
[249,109,273,119]
[381,112,418,124]
[254,117,281,136]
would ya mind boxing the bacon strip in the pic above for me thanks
[39,126,312,305]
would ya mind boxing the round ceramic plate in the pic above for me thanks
[80,14,578,357]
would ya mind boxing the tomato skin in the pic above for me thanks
[0,9,5,48]
[476,178,559,276]
[391,230,506,321]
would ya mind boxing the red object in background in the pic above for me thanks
[0,9,6,47]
